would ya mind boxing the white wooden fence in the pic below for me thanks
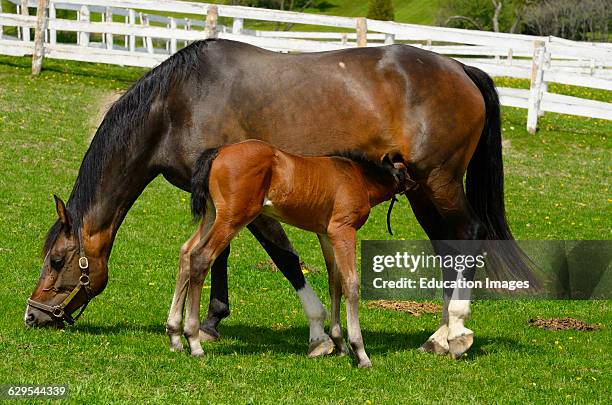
[1,0,610,132]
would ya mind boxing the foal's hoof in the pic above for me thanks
[419,338,449,355]
[358,359,372,369]
[334,341,350,357]
[307,336,335,358]
[190,349,205,357]
[448,328,474,359]
[169,343,184,353]
[199,328,220,342]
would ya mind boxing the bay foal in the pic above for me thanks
[167,140,407,368]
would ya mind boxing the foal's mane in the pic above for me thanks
[329,150,395,179]
[43,40,217,255]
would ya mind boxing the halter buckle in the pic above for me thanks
[78,257,89,269]
[52,307,64,318]
[79,274,90,286]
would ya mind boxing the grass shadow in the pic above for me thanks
[71,321,523,359]
[73,321,165,335]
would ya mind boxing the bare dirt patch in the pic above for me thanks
[529,317,601,331]
[366,300,441,316]
[89,90,124,141]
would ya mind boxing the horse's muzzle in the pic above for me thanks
[24,304,63,328]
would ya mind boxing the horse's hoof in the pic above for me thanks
[307,336,335,358]
[448,328,474,359]
[199,329,219,342]
[419,338,450,355]
[190,349,204,357]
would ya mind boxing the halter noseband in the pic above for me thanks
[27,231,92,325]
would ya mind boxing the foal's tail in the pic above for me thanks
[462,65,540,288]
[191,147,220,219]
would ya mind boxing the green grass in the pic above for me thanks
[0,55,610,403]
[186,0,440,25]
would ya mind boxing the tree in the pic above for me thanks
[437,0,528,33]
[367,0,395,21]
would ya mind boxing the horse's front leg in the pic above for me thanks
[329,227,371,368]
[247,216,333,357]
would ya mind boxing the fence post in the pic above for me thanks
[232,17,243,35]
[105,7,113,51]
[79,5,89,47]
[341,33,347,45]
[21,0,30,43]
[356,17,367,47]
[384,33,395,45]
[141,13,153,54]
[506,48,513,65]
[205,5,218,39]
[527,40,545,134]
[48,0,56,45]
[169,17,177,54]
[538,50,551,117]
[128,9,135,52]
[184,18,190,47]
[31,0,49,76]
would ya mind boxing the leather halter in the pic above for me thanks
[27,230,92,325]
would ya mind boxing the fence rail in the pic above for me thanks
[1,0,610,132]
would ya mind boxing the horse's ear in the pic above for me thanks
[53,195,71,229]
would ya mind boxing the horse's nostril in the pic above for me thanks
[26,313,35,323]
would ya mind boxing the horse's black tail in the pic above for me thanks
[463,65,540,288]
[191,148,219,219]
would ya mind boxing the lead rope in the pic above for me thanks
[386,195,398,236]
[386,169,418,236]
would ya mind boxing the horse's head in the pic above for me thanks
[25,196,108,327]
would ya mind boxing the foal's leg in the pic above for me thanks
[318,234,349,356]
[329,227,371,368]
[166,211,210,352]
[201,216,331,355]
[250,218,332,357]
[184,215,246,357]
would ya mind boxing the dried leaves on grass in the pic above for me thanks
[529,317,601,331]
[366,300,441,316]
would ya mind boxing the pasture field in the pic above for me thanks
[0,55,610,403]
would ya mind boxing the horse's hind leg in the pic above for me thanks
[329,227,371,368]
[407,190,451,355]
[166,209,212,352]
[412,173,486,359]
[318,234,349,356]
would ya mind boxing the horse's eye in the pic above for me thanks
[50,257,65,270]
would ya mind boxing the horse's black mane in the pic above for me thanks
[329,150,395,179]
[43,40,216,255]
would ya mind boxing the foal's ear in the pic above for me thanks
[53,194,71,229]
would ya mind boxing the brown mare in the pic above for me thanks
[26,39,536,360]
[169,140,408,367]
